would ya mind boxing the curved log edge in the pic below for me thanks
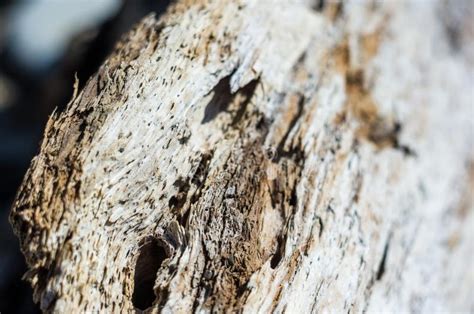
[10,0,474,312]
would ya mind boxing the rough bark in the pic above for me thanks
[10,0,474,312]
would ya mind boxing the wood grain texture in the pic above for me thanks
[10,0,474,312]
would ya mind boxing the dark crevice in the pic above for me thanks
[236,278,251,299]
[156,288,170,310]
[312,0,325,11]
[168,195,181,208]
[316,216,324,238]
[192,299,200,313]
[132,237,168,311]
[269,182,284,209]
[191,152,213,187]
[394,139,417,157]
[178,133,191,145]
[270,235,285,269]
[376,238,390,281]
[289,185,298,207]
[168,176,191,210]
[178,206,191,228]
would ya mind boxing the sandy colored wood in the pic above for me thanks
[10,0,474,312]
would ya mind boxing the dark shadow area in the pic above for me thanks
[201,74,234,124]
[132,237,167,311]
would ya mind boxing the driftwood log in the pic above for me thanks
[10,0,474,312]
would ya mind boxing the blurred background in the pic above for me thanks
[0,0,169,312]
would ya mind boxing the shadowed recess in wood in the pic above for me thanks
[132,237,168,310]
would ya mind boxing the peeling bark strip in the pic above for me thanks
[10,0,474,312]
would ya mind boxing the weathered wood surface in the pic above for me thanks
[10,0,474,312]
